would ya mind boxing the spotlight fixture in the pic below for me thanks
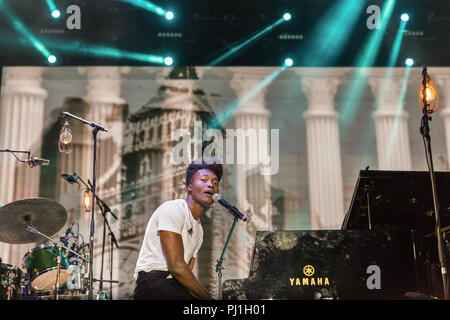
[165,11,174,20]
[405,58,414,67]
[284,58,294,67]
[51,9,60,19]
[400,13,409,22]
[283,13,292,21]
[164,56,173,66]
[48,55,57,64]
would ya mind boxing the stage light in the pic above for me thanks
[165,11,174,20]
[51,9,60,18]
[83,189,91,212]
[284,58,294,67]
[48,55,57,63]
[164,56,173,66]
[419,69,439,114]
[401,13,409,22]
[405,58,414,67]
[283,13,292,21]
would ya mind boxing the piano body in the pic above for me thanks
[222,170,450,299]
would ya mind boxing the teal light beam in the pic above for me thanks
[340,0,397,125]
[387,19,407,68]
[385,66,411,163]
[45,0,58,13]
[375,18,408,107]
[302,0,366,66]
[208,18,285,66]
[210,67,286,128]
[0,3,53,60]
[117,0,166,16]
[45,39,166,64]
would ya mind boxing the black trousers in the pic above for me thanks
[133,270,194,300]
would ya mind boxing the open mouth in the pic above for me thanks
[204,190,214,197]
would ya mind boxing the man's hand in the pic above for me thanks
[160,230,214,300]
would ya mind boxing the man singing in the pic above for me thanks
[133,157,223,300]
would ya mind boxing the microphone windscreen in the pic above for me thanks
[212,193,221,202]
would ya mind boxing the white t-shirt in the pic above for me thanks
[134,199,203,279]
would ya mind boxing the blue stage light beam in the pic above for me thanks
[301,0,366,66]
[117,0,172,19]
[0,2,55,62]
[339,0,397,125]
[385,66,412,163]
[45,0,60,18]
[210,67,287,128]
[208,15,288,66]
[47,40,167,64]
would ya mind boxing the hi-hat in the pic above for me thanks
[0,198,67,244]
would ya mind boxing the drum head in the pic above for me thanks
[30,269,72,292]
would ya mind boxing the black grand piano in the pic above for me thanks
[222,170,450,299]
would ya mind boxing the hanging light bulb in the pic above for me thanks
[83,189,91,212]
[419,75,439,114]
[59,120,73,154]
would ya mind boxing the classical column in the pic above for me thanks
[224,67,273,279]
[368,68,412,171]
[297,68,347,230]
[433,68,450,170]
[78,67,128,190]
[0,67,47,265]
[77,66,127,298]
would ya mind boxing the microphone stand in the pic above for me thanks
[0,149,31,165]
[62,111,107,299]
[67,174,119,299]
[215,217,238,300]
[419,67,449,300]
[90,181,119,300]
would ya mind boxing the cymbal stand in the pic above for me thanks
[25,225,88,263]
[55,245,62,300]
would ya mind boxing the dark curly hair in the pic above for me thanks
[185,157,223,186]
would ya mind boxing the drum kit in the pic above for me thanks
[0,197,108,300]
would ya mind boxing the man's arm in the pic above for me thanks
[160,230,214,300]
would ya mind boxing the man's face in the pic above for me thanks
[188,169,219,207]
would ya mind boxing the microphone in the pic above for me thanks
[212,193,247,222]
[61,173,79,184]
[25,156,50,167]
[65,223,74,236]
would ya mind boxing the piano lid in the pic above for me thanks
[342,170,450,232]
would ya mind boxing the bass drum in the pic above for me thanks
[22,243,71,292]
[0,263,22,300]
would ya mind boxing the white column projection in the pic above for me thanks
[224,67,273,280]
[368,68,412,171]
[298,68,346,230]
[77,66,127,298]
[0,67,47,265]
[78,66,128,190]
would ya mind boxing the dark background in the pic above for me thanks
[0,0,449,67]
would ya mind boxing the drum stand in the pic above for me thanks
[25,224,89,300]
[55,245,62,300]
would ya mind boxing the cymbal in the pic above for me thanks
[0,198,67,244]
